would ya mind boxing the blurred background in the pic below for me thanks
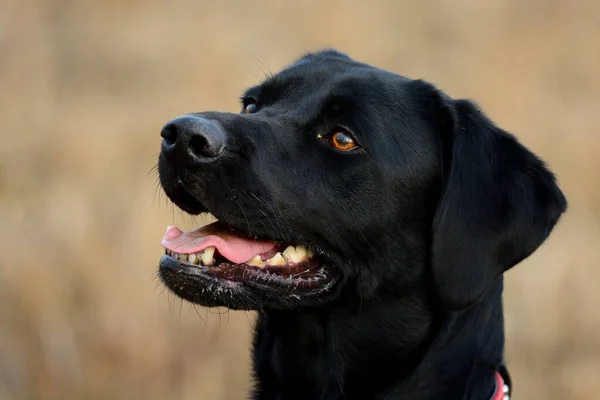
[1,0,599,399]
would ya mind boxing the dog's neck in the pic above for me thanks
[251,280,505,400]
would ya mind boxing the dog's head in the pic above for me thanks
[157,50,566,311]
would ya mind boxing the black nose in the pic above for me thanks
[160,115,226,162]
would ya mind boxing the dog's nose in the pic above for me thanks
[160,115,226,162]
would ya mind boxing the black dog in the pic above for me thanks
[157,50,566,399]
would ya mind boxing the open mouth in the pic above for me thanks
[159,217,332,290]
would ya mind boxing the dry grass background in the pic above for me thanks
[1,0,599,399]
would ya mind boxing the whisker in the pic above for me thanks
[234,198,252,236]
[217,307,222,337]
[192,304,217,336]
[293,269,312,277]
[145,164,159,181]
[248,191,286,235]
[222,308,230,332]
[179,298,183,329]
[152,180,163,208]
[235,44,273,79]
[243,311,253,329]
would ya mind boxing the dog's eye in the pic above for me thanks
[328,130,357,151]
[243,99,258,114]
[245,103,257,114]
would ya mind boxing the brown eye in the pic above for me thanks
[330,130,357,151]
[244,102,257,114]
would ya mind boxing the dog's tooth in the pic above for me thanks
[201,246,215,266]
[295,246,308,261]
[248,255,264,266]
[282,246,300,263]
[267,252,285,266]
[188,253,197,264]
[178,253,188,262]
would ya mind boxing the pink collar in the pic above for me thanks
[491,371,510,400]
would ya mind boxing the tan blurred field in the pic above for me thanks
[1,1,599,399]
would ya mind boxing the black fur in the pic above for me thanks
[157,49,567,399]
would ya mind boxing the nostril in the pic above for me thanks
[190,134,220,158]
[161,124,177,146]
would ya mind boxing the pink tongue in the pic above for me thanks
[161,222,277,264]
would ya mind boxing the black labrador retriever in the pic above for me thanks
[157,50,566,400]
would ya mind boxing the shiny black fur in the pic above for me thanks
[158,50,567,399]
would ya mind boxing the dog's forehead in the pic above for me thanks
[276,55,373,90]
[289,51,358,74]
[248,54,410,108]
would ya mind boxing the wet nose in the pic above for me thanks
[160,115,226,162]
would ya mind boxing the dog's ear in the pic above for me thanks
[413,81,567,311]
